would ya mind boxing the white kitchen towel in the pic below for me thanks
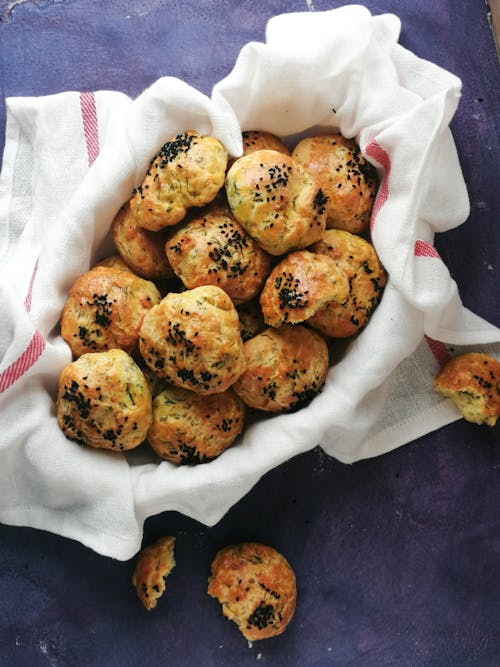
[0,5,499,560]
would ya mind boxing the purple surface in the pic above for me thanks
[0,1,499,665]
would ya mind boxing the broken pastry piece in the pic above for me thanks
[308,229,386,338]
[132,536,176,611]
[207,542,297,641]
[259,249,349,327]
[292,133,377,234]
[433,352,500,426]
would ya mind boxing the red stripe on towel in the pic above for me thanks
[414,239,440,258]
[0,330,46,393]
[424,335,451,368]
[23,258,39,311]
[0,261,47,394]
[79,91,100,166]
[364,142,450,371]
[364,139,391,232]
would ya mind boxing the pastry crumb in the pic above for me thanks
[132,536,176,610]
[433,352,500,426]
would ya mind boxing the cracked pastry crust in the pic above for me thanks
[61,266,161,357]
[139,285,246,395]
[433,352,500,426]
[292,133,377,234]
[166,204,271,304]
[208,542,297,641]
[111,204,174,280]
[130,130,228,231]
[308,229,386,338]
[225,149,327,256]
[147,386,245,464]
[56,349,152,451]
[132,536,176,611]
[232,325,329,413]
[259,249,349,327]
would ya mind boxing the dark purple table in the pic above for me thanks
[1,2,499,665]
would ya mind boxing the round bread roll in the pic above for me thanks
[93,254,132,272]
[166,205,271,304]
[433,352,500,426]
[61,266,161,357]
[232,325,329,413]
[292,134,377,234]
[236,300,266,342]
[208,542,297,641]
[139,285,246,394]
[137,359,168,398]
[111,204,174,280]
[147,386,245,464]
[308,229,386,338]
[56,349,152,451]
[242,130,290,156]
[228,131,290,169]
[132,536,176,611]
[225,149,327,256]
[259,249,349,327]
[131,130,228,231]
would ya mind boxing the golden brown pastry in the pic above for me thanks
[93,254,132,272]
[236,300,266,342]
[61,266,161,357]
[242,130,290,156]
[433,352,500,426]
[132,536,176,611]
[139,285,246,395]
[232,325,329,412]
[228,130,291,168]
[147,386,245,464]
[225,149,327,256]
[207,542,297,641]
[131,130,228,231]
[259,249,349,327]
[166,204,271,304]
[308,229,386,338]
[111,204,174,280]
[56,349,152,451]
[292,134,377,234]
[137,359,168,398]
